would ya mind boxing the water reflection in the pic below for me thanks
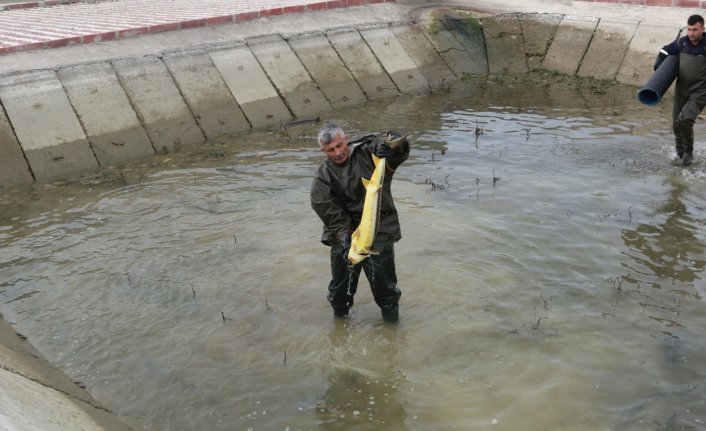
[621,175,706,288]
[608,175,706,430]
[316,321,407,430]
[615,333,706,430]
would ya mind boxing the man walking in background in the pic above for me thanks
[655,14,706,166]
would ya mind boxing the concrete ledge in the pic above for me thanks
[0,70,97,181]
[617,22,680,87]
[0,103,33,186]
[208,44,293,129]
[58,62,155,166]
[249,34,333,119]
[520,13,561,70]
[483,13,529,75]
[392,23,456,88]
[0,7,678,186]
[163,49,251,137]
[0,342,93,404]
[360,25,430,93]
[577,18,639,80]
[0,368,102,431]
[112,56,205,154]
[0,7,680,187]
[426,10,486,77]
[0,5,681,187]
[0,368,131,430]
[0,318,131,430]
[327,28,400,98]
[542,15,598,75]
[288,31,368,109]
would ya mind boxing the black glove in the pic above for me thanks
[374,141,391,158]
[338,231,352,262]
[654,52,667,71]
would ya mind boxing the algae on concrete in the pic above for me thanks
[433,9,488,76]
[519,13,562,70]
[482,13,529,75]
[392,24,456,88]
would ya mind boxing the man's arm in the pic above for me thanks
[654,39,680,70]
[311,166,352,245]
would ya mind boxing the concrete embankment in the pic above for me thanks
[0,1,687,189]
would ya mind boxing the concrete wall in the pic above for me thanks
[0,9,669,189]
[0,70,98,182]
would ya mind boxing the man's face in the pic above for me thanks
[687,21,704,45]
[321,133,350,164]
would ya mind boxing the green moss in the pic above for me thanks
[458,70,621,95]
[427,18,441,34]
[463,14,483,32]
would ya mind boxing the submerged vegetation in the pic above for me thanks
[462,69,622,96]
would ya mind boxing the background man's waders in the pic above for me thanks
[674,53,706,162]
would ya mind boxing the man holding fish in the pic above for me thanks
[311,123,410,322]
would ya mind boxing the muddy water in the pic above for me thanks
[1,76,706,430]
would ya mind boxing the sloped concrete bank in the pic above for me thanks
[0,2,677,430]
[0,316,132,430]
[0,2,676,189]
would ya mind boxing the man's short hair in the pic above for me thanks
[688,14,704,26]
[317,123,345,148]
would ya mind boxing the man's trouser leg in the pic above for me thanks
[362,243,401,320]
[327,244,360,315]
[673,122,688,158]
[674,97,706,157]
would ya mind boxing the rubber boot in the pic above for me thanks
[682,152,694,167]
[381,304,399,322]
[333,306,350,318]
[674,118,694,166]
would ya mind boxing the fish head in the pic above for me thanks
[385,132,409,150]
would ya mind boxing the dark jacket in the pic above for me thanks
[658,35,706,89]
[661,34,706,58]
[657,35,706,112]
[311,133,410,246]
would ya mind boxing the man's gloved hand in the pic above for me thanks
[374,141,391,158]
[338,231,352,263]
[654,52,667,71]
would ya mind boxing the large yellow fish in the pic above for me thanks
[347,133,407,265]
[347,153,386,265]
